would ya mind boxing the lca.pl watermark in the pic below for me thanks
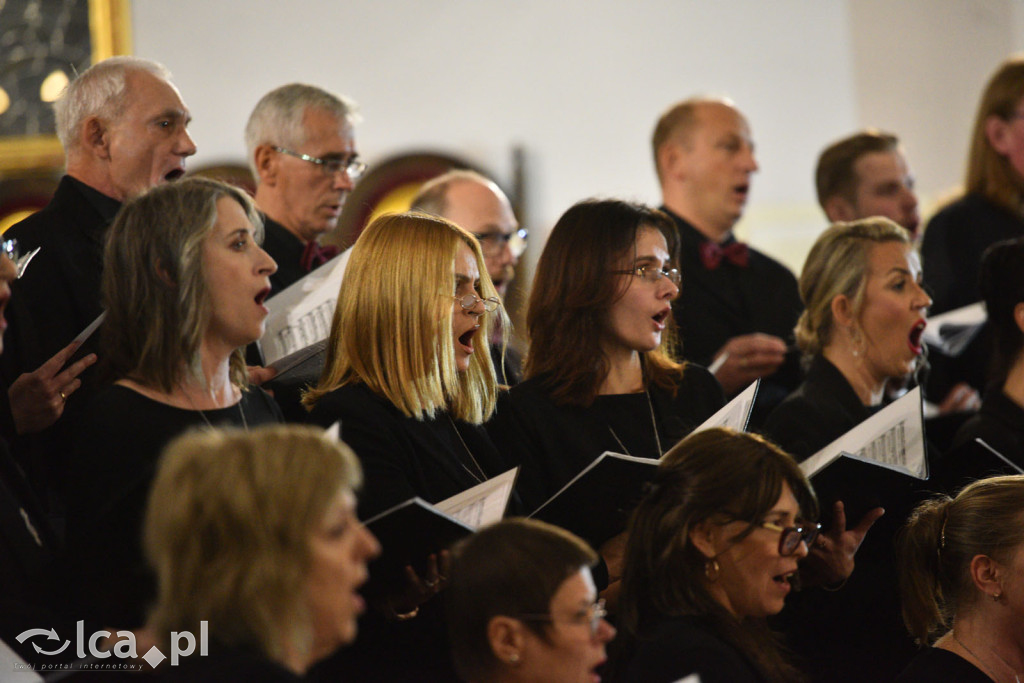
[14,621,208,669]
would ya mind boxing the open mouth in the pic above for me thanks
[908,320,926,354]
[164,168,186,181]
[458,328,476,351]
[254,287,271,307]
[772,571,796,586]
[733,183,750,200]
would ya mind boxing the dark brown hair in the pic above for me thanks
[524,198,683,406]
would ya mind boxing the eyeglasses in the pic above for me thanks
[273,146,367,181]
[611,265,681,286]
[1,238,41,279]
[760,521,822,556]
[471,228,528,258]
[518,599,607,636]
[453,293,501,313]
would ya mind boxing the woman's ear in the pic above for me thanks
[986,115,1013,156]
[487,615,526,667]
[831,294,855,328]
[968,553,1005,600]
[688,519,719,560]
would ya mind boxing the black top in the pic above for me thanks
[262,216,307,297]
[940,388,1024,490]
[488,364,724,512]
[161,644,303,682]
[0,176,119,511]
[922,193,1023,397]
[307,382,512,520]
[663,208,802,425]
[894,647,990,683]
[614,614,765,683]
[64,384,283,628]
[762,354,876,462]
[762,355,921,682]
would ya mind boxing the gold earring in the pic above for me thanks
[508,653,520,665]
[704,558,720,582]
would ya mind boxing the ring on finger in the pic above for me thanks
[424,579,438,588]
[59,390,67,401]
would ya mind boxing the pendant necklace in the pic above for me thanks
[607,386,663,458]
[447,414,487,484]
[181,383,249,431]
[953,630,1022,683]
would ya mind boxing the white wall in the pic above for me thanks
[132,0,1021,276]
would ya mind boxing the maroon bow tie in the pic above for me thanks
[300,240,341,272]
[699,240,749,270]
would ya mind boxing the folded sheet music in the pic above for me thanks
[690,379,759,436]
[259,249,350,366]
[921,302,986,357]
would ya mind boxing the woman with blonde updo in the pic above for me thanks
[763,217,936,682]
[895,476,1024,682]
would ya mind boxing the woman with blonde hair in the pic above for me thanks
[923,55,1024,396]
[66,177,282,630]
[303,211,512,680]
[146,425,379,680]
[763,217,930,682]
[895,475,1024,682]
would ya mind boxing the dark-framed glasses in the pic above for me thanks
[518,599,607,636]
[610,265,681,286]
[472,228,528,258]
[453,293,501,313]
[273,146,367,181]
[1,238,41,279]
[760,521,821,556]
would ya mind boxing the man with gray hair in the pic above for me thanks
[411,170,526,383]
[245,83,364,295]
[2,56,195,431]
[1,55,195,510]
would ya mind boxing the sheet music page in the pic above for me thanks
[435,468,518,529]
[690,379,759,436]
[259,249,350,366]
[921,302,986,356]
[801,386,927,479]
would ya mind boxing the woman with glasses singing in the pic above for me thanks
[302,211,512,679]
[609,428,819,683]
[488,199,724,517]
[447,518,616,683]
[894,475,1024,683]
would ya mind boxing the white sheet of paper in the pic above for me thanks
[259,249,350,366]
[974,439,1024,474]
[434,468,518,530]
[72,311,106,345]
[0,638,43,682]
[921,302,986,356]
[690,379,759,437]
[801,386,927,480]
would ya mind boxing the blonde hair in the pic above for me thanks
[794,218,910,356]
[966,55,1024,213]
[303,212,505,423]
[144,425,362,663]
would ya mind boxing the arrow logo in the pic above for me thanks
[16,627,70,656]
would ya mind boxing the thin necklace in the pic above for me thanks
[180,384,249,431]
[446,414,486,484]
[607,386,663,458]
[953,630,1021,683]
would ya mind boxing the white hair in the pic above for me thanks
[244,83,360,179]
[54,56,172,152]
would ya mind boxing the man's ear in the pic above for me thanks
[487,615,526,666]
[824,195,856,223]
[83,117,111,159]
[253,145,278,185]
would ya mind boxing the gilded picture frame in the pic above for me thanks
[0,0,132,173]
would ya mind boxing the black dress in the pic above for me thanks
[614,614,765,683]
[894,647,990,683]
[307,381,511,683]
[64,384,282,629]
[761,354,919,682]
[487,364,724,514]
